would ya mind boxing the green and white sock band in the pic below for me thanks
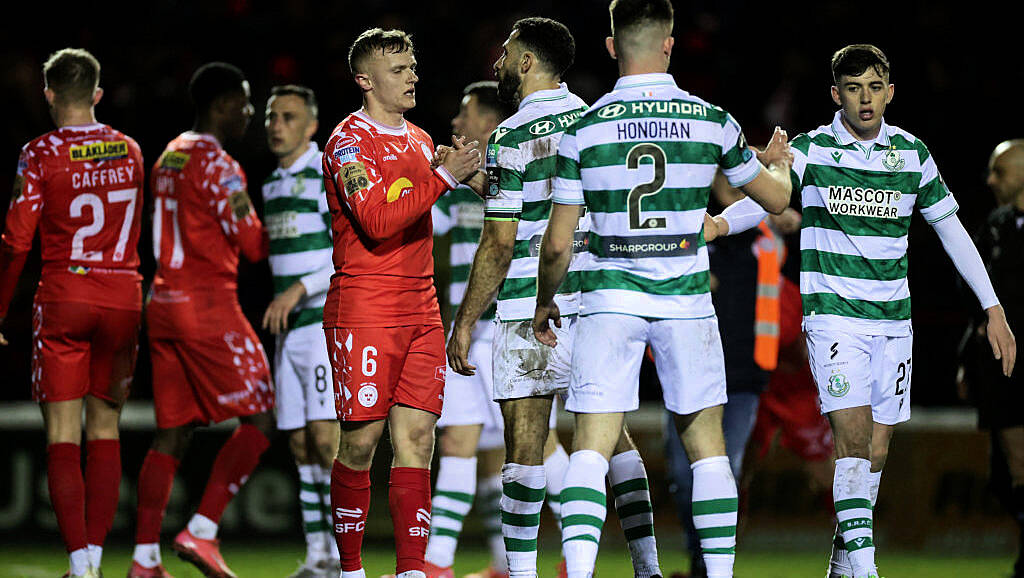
[314,464,339,560]
[480,474,508,573]
[425,456,478,568]
[501,463,546,577]
[691,455,737,578]
[609,450,660,578]
[544,443,570,531]
[829,469,881,576]
[833,457,875,577]
[298,464,328,563]
[561,450,609,578]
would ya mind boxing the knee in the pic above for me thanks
[506,429,545,465]
[311,430,339,468]
[288,431,308,463]
[870,445,889,472]
[832,429,871,460]
[338,433,378,469]
[152,426,193,459]
[240,411,276,439]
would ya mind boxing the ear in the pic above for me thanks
[605,37,617,60]
[663,36,674,58]
[91,87,103,107]
[354,73,373,93]
[830,85,841,107]
[886,83,894,104]
[43,88,56,107]
[520,51,533,75]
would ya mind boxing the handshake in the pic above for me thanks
[432,135,487,194]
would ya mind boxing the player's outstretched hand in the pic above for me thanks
[432,145,452,169]
[442,135,481,182]
[532,300,562,347]
[446,323,476,376]
[756,126,794,169]
[262,282,307,335]
[986,304,1017,376]
[770,207,802,234]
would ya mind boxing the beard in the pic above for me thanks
[497,67,522,106]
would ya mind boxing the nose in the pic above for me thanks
[492,57,502,77]
[244,103,255,117]
[986,173,996,187]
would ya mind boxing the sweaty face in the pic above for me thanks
[451,94,496,150]
[265,94,315,160]
[364,49,418,114]
[987,148,1024,206]
[494,32,523,106]
[224,80,255,141]
[832,68,893,140]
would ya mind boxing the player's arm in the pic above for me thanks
[212,162,269,263]
[446,134,520,375]
[533,132,584,347]
[0,149,44,345]
[736,126,793,215]
[918,155,1015,376]
[335,132,478,242]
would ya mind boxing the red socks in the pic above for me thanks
[332,460,371,572]
[85,439,121,547]
[389,467,431,574]
[135,449,180,544]
[196,424,270,523]
[47,443,87,553]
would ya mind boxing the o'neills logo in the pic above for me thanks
[826,185,901,219]
[69,141,127,162]
[596,233,698,258]
[527,231,588,257]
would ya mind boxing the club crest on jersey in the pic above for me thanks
[387,177,414,202]
[882,149,905,172]
[69,140,127,162]
[357,383,378,407]
[159,151,190,171]
[827,373,850,397]
[434,365,446,382]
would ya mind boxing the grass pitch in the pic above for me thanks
[0,544,1015,577]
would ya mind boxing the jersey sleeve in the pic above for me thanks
[484,128,529,218]
[432,191,456,235]
[0,147,43,318]
[914,143,958,224]
[552,126,584,206]
[327,125,455,242]
[718,113,761,188]
[208,157,268,262]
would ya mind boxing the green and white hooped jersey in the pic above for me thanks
[261,142,334,329]
[484,84,589,322]
[553,73,761,319]
[796,111,959,336]
[433,185,495,321]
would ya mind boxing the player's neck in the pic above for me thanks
[278,143,310,170]
[1015,193,1024,213]
[54,106,97,128]
[192,119,226,145]
[362,100,405,129]
[839,114,882,142]
[518,75,560,103]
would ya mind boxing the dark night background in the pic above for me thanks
[1,1,1021,406]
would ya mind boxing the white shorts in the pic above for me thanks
[806,329,912,425]
[274,323,337,430]
[568,313,727,415]
[438,321,504,450]
[492,315,576,400]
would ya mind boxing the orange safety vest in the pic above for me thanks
[753,221,781,371]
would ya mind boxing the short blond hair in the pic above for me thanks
[348,28,414,75]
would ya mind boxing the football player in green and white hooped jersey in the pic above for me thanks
[711,45,1016,578]
[532,1,794,577]
[446,17,663,578]
[423,80,515,578]
[261,85,340,578]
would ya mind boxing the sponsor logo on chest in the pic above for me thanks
[825,185,901,219]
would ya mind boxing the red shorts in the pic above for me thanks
[148,314,273,429]
[31,301,140,404]
[325,324,445,421]
[752,368,834,462]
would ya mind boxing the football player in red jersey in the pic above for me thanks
[128,63,272,578]
[321,28,481,578]
[0,48,144,578]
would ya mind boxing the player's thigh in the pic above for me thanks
[288,324,335,425]
[871,332,913,425]
[327,326,407,422]
[493,316,575,401]
[394,324,446,417]
[87,306,141,406]
[567,313,649,414]
[806,330,873,415]
[149,337,205,429]
[650,316,728,415]
[31,301,92,403]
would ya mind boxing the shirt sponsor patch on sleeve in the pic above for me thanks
[12,173,25,201]
[69,140,128,162]
[159,151,190,171]
[228,190,254,219]
[341,162,370,197]
[220,174,245,193]
[332,145,361,164]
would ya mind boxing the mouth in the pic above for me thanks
[858,108,874,121]
[404,88,415,98]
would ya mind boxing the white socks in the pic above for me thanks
[691,456,738,578]
[132,543,161,569]
[424,456,478,568]
[609,450,661,578]
[833,457,875,577]
[560,450,609,578]
[502,463,547,578]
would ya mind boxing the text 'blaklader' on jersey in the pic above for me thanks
[432,185,495,321]
[261,142,333,330]
[795,111,959,337]
[552,73,761,319]
[483,83,588,322]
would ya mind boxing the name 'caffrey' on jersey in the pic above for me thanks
[553,73,761,319]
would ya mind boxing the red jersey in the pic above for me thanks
[0,123,144,318]
[322,110,459,328]
[148,132,267,337]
